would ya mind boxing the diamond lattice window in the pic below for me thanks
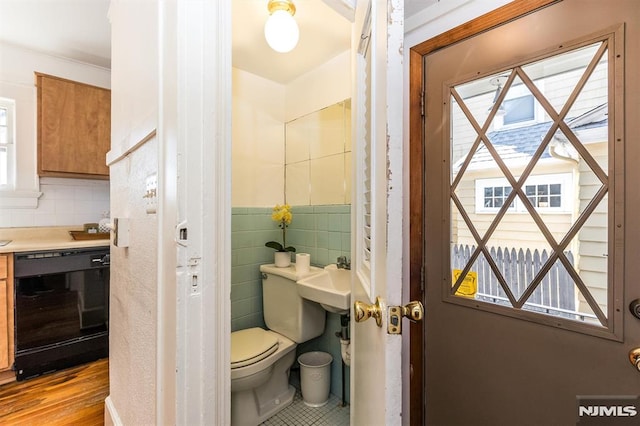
[449,40,613,328]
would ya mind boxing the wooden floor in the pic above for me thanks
[0,358,109,426]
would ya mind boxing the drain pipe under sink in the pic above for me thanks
[336,313,351,366]
[340,338,351,367]
[335,314,351,407]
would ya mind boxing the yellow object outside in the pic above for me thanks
[453,269,478,298]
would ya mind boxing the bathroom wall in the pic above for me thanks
[231,204,351,330]
[286,205,351,266]
[284,51,350,122]
[231,207,278,331]
[231,51,350,209]
[288,205,351,403]
[231,204,351,401]
[231,47,352,404]
[285,100,352,206]
[232,68,286,207]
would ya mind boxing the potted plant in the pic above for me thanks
[265,204,296,267]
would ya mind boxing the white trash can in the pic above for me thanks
[298,351,333,407]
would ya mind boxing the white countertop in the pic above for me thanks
[0,226,110,253]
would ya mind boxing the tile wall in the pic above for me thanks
[231,207,279,332]
[0,177,110,227]
[284,205,351,267]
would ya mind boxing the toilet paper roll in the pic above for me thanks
[295,253,311,274]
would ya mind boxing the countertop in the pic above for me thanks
[0,226,110,254]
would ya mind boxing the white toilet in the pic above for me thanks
[230,264,325,426]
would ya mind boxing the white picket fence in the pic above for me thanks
[451,244,576,315]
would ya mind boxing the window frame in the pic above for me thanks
[475,173,574,214]
[445,29,622,341]
[502,94,535,125]
[0,97,16,190]
[492,81,546,131]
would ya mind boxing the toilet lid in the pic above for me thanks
[231,328,279,369]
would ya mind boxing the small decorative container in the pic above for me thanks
[274,251,291,268]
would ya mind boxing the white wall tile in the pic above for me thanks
[10,211,35,227]
[309,104,345,160]
[286,162,310,205]
[1,178,109,228]
[310,154,346,205]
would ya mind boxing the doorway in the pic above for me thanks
[410,0,640,424]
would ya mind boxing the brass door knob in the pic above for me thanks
[354,297,383,327]
[401,301,424,322]
[629,348,640,371]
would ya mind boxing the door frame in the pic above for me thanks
[157,0,231,424]
[407,1,562,423]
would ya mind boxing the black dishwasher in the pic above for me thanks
[13,247,109,380]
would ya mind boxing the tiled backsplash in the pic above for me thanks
[285,205,351,267]
[231,205,351,331]
[0,178,110,227]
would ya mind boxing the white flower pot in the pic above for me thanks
[274,251,291,267]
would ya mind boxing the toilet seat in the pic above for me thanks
[231,328,279,369]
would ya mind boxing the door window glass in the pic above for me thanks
[449,38,615,330]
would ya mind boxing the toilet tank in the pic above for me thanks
[260,264,325,343]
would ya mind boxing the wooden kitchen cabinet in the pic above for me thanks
[0,253,14,381]
[36,72,111,179]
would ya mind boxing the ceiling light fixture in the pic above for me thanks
[264,0,299,53]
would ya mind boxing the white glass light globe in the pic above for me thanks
[264,10,299,53]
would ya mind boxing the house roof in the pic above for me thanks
[459,103,608,171]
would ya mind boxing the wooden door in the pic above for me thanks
[412,0,640,424]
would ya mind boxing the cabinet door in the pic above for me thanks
[0,279,8,370]
[37,73,111,178]
[0,255,10,371]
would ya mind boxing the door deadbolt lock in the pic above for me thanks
[354,297,383,327]
[629,299,640,320]
[388,301,424,335]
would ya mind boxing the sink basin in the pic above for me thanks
[297,264,351,314]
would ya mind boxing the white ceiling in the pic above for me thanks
[0,0,112,68]
[0,0,437,84]
[232,0,351,83]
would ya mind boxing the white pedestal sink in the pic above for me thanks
[296,264,351,314]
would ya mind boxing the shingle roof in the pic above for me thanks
[461,103,608,170]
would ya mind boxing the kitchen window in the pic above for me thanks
[0,98,15,189]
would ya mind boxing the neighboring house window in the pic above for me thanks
[0,98,15,189]
[526,182,562,208]
[503,95,535,125]
[475,173,572,213]
[492,82,543,131]
[483,185,513,208]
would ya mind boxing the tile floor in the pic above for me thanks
[260,369,350,426]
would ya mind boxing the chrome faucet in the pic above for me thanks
[337,256,351,270]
